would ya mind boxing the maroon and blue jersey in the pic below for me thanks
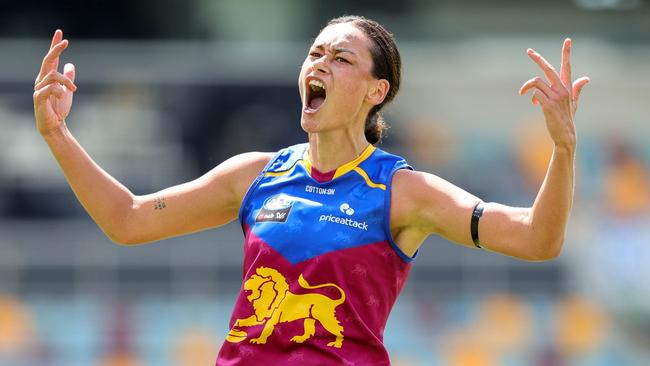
[216,143,414,365]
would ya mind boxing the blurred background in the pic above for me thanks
[1,0,650,365]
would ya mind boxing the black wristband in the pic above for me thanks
[471,202,484,248]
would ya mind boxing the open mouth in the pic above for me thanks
[305,78,327,112]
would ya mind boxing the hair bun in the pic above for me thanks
[365,111,388,144]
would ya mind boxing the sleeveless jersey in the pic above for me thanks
[216,143,414,366]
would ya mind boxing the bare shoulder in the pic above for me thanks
[391,169,446,209]
[390,169,431,228]
[390,168,479,236]
[221,151,274,175]
[205,151,274,200]
[392,169,478,207]
[389,169,435,256]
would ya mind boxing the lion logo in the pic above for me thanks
[226,266,346,348]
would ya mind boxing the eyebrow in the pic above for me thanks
[313,44,357,56]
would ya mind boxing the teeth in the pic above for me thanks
[308,79,325,91]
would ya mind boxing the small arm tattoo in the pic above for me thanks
[154,197,167,210]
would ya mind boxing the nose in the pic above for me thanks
[312,55,329,74]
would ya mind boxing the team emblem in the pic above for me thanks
[226,267,346,348]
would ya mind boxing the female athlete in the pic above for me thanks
[33,15,589,366]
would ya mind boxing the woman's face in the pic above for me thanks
[299,23,385,135]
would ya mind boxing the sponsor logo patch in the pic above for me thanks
[318,214,368,231]
[339,203,354,215]
[256,194,294,223]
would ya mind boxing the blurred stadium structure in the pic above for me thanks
[1,0,650,365]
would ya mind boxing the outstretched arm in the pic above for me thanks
[391,39,590,261]
[44,125,270,244]
[34,30,271,245]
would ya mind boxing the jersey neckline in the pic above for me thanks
[302,144,376,183]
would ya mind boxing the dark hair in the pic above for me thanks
[325,15,402,144]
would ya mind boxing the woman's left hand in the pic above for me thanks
[519,38,590,150]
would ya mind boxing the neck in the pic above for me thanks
[307,129,369,173]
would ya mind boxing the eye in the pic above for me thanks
[336,57,350,64]
[309,51,322,58]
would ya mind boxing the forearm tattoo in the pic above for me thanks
[154,197,167,210]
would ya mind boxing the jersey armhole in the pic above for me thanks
[383,161,418,263]
[237,150,284,231]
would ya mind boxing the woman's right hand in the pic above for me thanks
[33,29,77,136]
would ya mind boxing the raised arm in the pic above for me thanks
[34,30,272,245]
[390,39,590,261]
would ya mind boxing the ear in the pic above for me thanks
[366,79,390,106]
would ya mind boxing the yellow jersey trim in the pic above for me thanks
[302,144,376,179]
[333,144,376,179]
[269,145,380,187]
[352,167,386,190]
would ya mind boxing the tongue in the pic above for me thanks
[309,97,325,110]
